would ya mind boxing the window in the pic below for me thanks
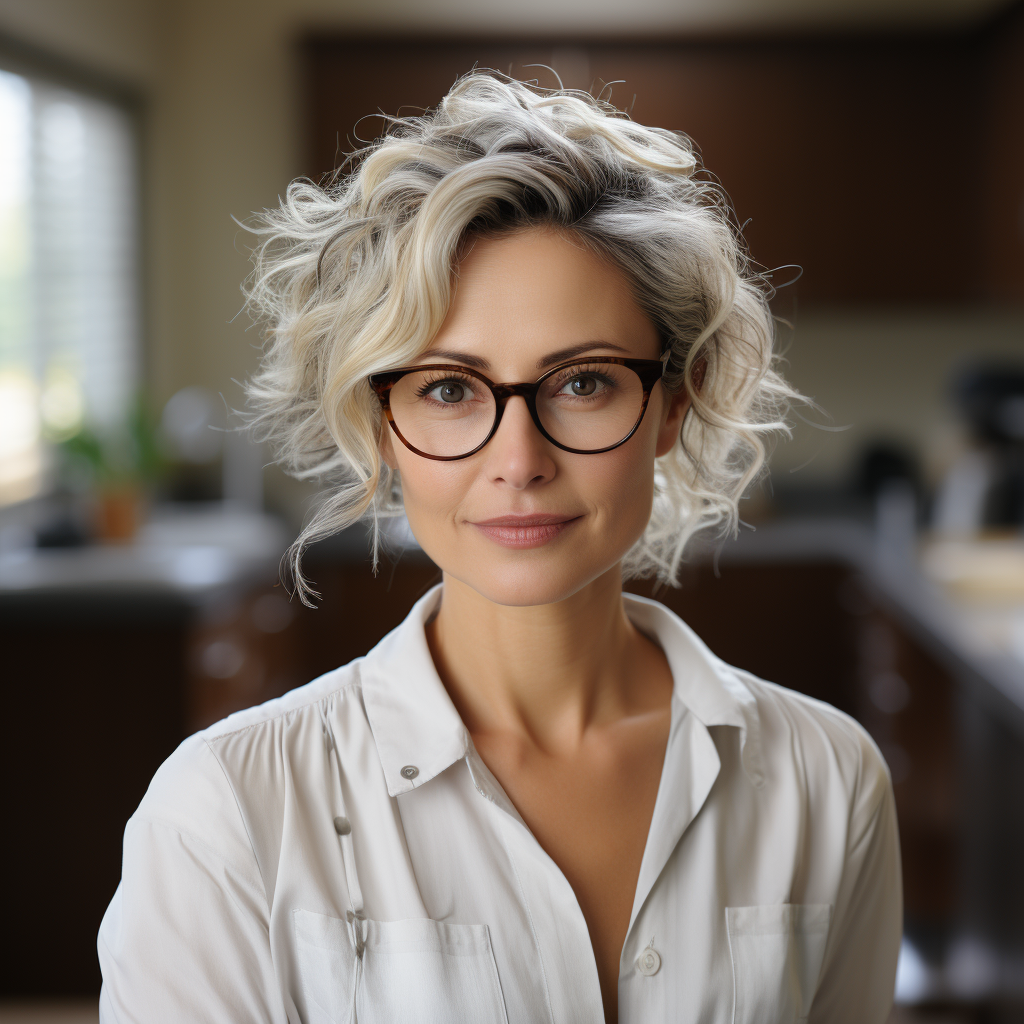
[0,64,139,506]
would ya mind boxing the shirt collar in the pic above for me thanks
[360,586,469,797]
[624,592,764,787]
[360,584,763,798]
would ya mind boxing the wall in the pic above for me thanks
[0,0,1021,523]
[0,0,163,86]
[777,307,1024,484]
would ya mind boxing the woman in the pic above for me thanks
[98,73,901,1023]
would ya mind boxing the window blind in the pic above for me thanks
[0,66,139,505]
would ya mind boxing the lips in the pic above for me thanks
[470,513,582,549]
[473,514,578,527]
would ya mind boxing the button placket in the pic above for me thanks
[318,706,365,930]
[346,909,367,958]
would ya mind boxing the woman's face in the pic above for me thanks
[384,227,689,607]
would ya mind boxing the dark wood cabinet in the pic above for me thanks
[302,12,1024,306]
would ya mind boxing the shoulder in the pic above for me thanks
[201,656,367,744]
[130,659,368,861]
[739,670,892,819]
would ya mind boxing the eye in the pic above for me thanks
[563,376,599,397]
[430,381,467,404]
[555,371,615,399]
[415,373,478,405]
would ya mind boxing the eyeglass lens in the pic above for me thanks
[387,362,646,458]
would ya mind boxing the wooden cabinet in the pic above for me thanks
[0,594,188,996]
[303,14,1024,305]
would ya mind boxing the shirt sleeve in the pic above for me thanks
[97,741,284,1023]
[807,744,903,1024]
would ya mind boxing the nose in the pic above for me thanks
[482,396,557,489]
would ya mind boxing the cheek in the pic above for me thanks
[588,399,662,490]
[586,436,658,532]
[393,453,469,546]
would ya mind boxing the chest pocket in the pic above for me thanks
[293,910,509,1024]
[726,904,833,1024]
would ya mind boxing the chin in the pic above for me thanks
[443,552,620,608]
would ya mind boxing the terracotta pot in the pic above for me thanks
[96,486,143,543]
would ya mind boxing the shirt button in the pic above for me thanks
[333,816,351,835]
[400,765,419,780]
[637,947,661,976]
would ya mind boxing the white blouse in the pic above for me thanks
[98,587,901,1024]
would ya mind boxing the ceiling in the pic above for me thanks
[296,0,1020,37]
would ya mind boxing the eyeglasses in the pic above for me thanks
[368,356,666,461]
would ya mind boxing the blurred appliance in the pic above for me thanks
[934,363,1024,535]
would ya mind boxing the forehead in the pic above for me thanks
[425,227,660,370]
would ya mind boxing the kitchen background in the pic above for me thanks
[1,0,1023,1020]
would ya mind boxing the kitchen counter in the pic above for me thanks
[718,518,1024,738]
[0,503,289,616]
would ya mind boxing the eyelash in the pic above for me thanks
[414,372,477,398]
[409,364,619,399]
[549,367,617,390]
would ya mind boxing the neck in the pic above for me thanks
[426,568,669,753]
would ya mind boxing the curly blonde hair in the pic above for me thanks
[244,71,800,603]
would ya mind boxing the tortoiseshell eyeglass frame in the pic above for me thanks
[368,355,667,462]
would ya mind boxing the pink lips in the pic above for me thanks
[470,513,582,549]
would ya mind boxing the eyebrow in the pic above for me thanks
[423,341,633,372]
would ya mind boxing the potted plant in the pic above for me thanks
[59,397,165,542]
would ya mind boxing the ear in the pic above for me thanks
[655,385,692,458]
[654,357,704,458]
